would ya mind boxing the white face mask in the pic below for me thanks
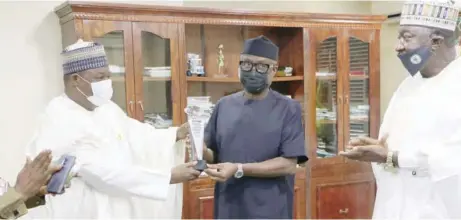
[76,75,113,107]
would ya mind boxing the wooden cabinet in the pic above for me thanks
[55,2,385,219]
[306,27,380,218]
[316,179,375,219]
[184,168,307,219]
[75,19,182,125]
[185,178,215,219]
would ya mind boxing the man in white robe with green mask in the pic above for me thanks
[25,39,201,219]
[340,0,461,219]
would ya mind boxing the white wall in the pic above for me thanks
[0,1,64,182]
[0,0,404,184]
[371,1,408,119]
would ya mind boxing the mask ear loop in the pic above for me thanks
[73,74,91,98]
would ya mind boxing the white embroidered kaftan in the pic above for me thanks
[24,94,185,219]
[372,57,461,219]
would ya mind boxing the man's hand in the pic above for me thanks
[14,150,62,200]
[339,135,389,163]
[176,122,189,141]
[204,163,238,182]
[185,135,199,161]
[170,161,201,184]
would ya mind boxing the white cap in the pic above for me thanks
[400,0,460,31]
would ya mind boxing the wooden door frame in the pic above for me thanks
[82,20,136,117]
[131,22,182,125]
[342,29,380,143]
[306,28,345,167]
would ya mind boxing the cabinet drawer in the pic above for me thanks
[316,180,375,219]
[185,188,214,219]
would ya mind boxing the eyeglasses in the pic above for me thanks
[239,61,272,74]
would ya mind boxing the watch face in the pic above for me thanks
[234,171,244,179]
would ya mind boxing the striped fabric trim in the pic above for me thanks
[400,0,459,31]
[62,45,107,63]
[63,56,108,75]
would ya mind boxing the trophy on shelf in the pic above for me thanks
[184,97,214,172]
[215,44,228,78]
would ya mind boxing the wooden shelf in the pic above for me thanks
[187,75,304,83]
[112,76,171,82]
[317,118,369,124]
[316,75,369,80]
[273,76,304,81]
[349,75,369,80]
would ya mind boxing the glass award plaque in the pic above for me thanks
[184,96,213,172]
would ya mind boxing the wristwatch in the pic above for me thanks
[383,151,397,173]
[234,163,244,178]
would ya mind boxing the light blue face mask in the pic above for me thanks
[397,46,433,76]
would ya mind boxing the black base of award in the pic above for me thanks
[194,160,208,172]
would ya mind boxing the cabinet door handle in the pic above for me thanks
[339,208,349,214]
[338,96,343,105]
[137,101,144,111]
[129,101,134,113]
[345,95,349,104]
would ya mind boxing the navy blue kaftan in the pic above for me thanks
[204,90,308,219]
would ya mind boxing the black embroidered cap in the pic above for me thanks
[241,35,279,61]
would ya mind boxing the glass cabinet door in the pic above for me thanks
[82,21,135,117]
[132,23,180,127]
[313,30,344,160]
[345,30,376,142]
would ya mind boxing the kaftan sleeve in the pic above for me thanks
[279,101,308,164]
[378,76,412,139]
[77,114,179,200]
[380,81,428,168]
[390,78,461,182]
[27,115,172,201]
[76,149,171,200]
[377,76,426,169]
[397,128,461,182]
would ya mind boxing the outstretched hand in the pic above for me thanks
[339,134,389,163]
[170,161,201,184]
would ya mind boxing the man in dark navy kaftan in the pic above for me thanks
[203,36,308,219]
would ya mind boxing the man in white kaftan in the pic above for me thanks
[25,39,201,219]
[340,0,461,219]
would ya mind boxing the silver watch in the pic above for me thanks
[234,163,244,178]
[383,151,397,173]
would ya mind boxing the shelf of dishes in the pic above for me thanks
[145,113,173,128]
[317,135,338,158]
[317,148,337,158]
[109,65,172,81]
[316,105,369,122]
[316,72,369,80]
[108,65,305,82]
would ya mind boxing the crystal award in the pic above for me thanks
[184,96,213,172]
